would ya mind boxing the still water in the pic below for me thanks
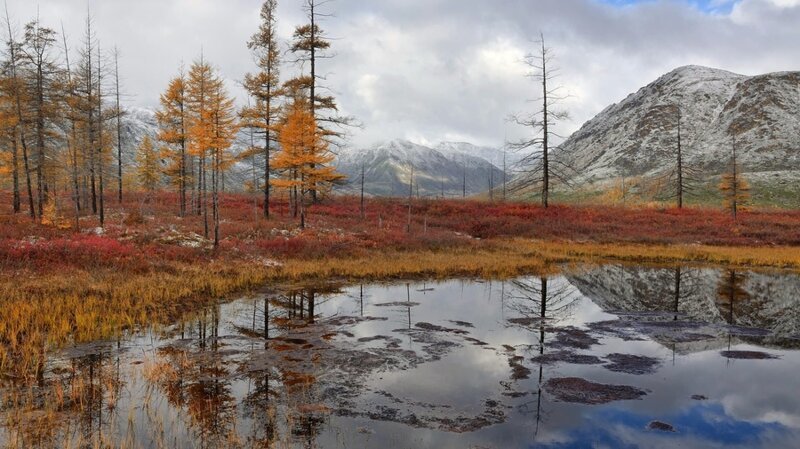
[3,265,800,448]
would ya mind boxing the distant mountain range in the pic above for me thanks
[335,140,511,197]
[118,110,510,197]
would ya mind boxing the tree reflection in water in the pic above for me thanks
[506,277,578,439]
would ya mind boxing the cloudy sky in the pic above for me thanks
[5,0,800,149]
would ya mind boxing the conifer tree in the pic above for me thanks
[156,72,188,216]
[20,18,60,218]
[273,97,344,229]
[242,0,281,218]
[0,71,20,212]
[208,82,238,247]
[289,0,354,202]
[186,56,216,237]
[185,56,237,244]
[135,135,159,192]
[3,15,35,220]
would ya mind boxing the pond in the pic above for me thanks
[3,264,800,448]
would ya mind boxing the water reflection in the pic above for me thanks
[2,265,800,448]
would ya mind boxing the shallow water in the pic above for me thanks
[3,264,800,448]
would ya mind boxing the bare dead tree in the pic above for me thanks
[407,164,413,233]
[360,161,365,219]
[510,33,574,207]
[648,104,702,207]
[60,22,80,229]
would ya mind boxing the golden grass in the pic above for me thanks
[525,239,800,270]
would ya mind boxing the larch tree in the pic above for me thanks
[185,56,236,244]
[156,71,189,216]
[289,0,354,202]
[135,135,159,192]
[208,82,238,248]
[719,136,750,221]
[511,33,572,208]
[186,55,216,238]
[19,18,61,219]
[273,97,344,229]
[73,12,100,216]
[242,0,281,219]
[3,9,35,219]
[0,47,22,214]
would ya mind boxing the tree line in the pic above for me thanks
[0,0,348,243]
[0,8,124,228]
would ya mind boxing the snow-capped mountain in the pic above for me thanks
[335,139,506,197]
[561,65,800,185]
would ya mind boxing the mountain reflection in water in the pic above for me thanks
[2,265,800,448]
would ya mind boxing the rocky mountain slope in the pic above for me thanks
[561,65,800,186]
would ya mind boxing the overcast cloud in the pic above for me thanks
[5,0,800,149]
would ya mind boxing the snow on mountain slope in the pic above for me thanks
[561,65,800,184]
[335,139,506,197]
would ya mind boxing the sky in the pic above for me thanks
[4,0,800,151]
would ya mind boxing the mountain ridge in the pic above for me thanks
[560,64,800,187]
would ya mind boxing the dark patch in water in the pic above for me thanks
[508,354,531,380]
[721,350,780,360]
[545,377,647,404]
[373,301,421,308]
[549,327,600,350]
[604,353,662,375]
[507,317,546,326]
[414,322,469,334]
[447,320,475,328]
[325,316,389,327]
[647,421,676,432]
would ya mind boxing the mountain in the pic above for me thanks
[561,65,800,186]
[335,139,506,197]
[434,141,521,167]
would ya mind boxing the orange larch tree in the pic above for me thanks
[273,98,344,229]
[156,72,189,216]
[242,0,281,219]
[186,55,218,238]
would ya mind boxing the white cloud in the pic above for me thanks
[3,0,800,148]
